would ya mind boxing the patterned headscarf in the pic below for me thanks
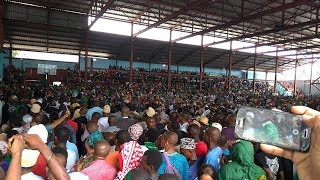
[116,141,144,180]
[180,138,196,150]
[0,141,8,155]
[128,124,143,141]
[87,130,104,147]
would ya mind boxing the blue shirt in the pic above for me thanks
[48,141,79,160]
[204,147,223,174]
[158,152,189,180]
[86,107,103,121]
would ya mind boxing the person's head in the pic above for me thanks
[115,130,132,147]
[86,121,99,134]
[54,125,70,145]
[128,124,143,141]
[47,147,68,180]
[108,115,117,126]
[198,164,215,180]
[179,110,190,124]
[128,168,151,180]
[141,150,162,174]
[219,135,228,148]
[91,112,101,122]
[169,112,179,122]
[32,113,43,126]
[51,146,68,167]
[226,114,236,127]
[103,132,116,146]
[187,124,201,139]
[146,117,156,129]
[94,140,110,159]
[7,130,18,139]
[204,127,221,148]
[180,138,196,161]
[79,107,87,116]
[121,106,130,117]
[93,101,100,107]
[9,113,22,128]
[161,131,178,151]
[145,128,159,143]
[159,173,179,180]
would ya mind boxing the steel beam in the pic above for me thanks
[168,29,173,90]
[259,44,319,54]
[132,0,210,37]
[253,45,257,92]
[204,51,229,66]
[274,48,278,92]
[9,46,12,65]
[235,34,319,52]
[294,54,298,95]
[227,41,233,91]
[176,48,198,65]
[132,1,156,22]
[88,0,115,29]
[84,29,88,85]
[309,60,313,94]
[172,0,313,43]
[200,35,204,90]
[129,22,134,84]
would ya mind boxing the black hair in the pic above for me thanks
[7,130,18,139]
[130,168,150,180]
[187,124,200,134]
[219,135,228,147]
[9,113,22,127]
[41,115,50,125]
[158,174,179,180]
[198,164,216,179]
[92,112,101,119]
[143,150,162,171]
[145,128,159,143]
[52,146,68,160]
[54,125,70,143]
[116,130,132,146]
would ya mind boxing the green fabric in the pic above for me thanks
[125,170,131,180]
[218,140,266,180]
[144,142,158,150]
[82,154,94,170]
[87,130,104,147]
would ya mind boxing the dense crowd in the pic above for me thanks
[0,65,319,180]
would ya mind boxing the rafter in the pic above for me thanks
[172,0,313,43]
[88,0,115,29]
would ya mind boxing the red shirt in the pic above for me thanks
[195,141,208,157]
[67,119,78,132]
[32,154,47,179]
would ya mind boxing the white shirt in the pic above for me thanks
[66,149,77,170]
[21,172,43,180]
[98,117,109,132]
[69,172,89,180]
[202,109,211,117]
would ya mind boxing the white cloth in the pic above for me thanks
[69,172,89,180]
[98,117,109,132]
[180,122,189,133]
[202,109,211,117]
[66,149,77,170]
[21,172,43,180]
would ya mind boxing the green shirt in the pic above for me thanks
[144,142,158,150]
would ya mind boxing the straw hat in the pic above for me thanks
[146,107,156,117]
[103,105,111,114]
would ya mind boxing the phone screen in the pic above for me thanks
[235,107,311,152]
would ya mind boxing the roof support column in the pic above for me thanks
[274,48,278,93]
[253,44,257,92]
[200,35,204,91]
[129,22,134,84]
[265,71,268,81]
[309,59,314,95]
[167,28,172,90]
[90,58,93,70]
[9,47,13,65]
[84,29,88,85]
[227,41,233,92]
[0,0,4,49]
[294,53,298,95]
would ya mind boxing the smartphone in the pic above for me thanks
[235,107,311,152]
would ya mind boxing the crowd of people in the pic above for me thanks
[0,64,319,180]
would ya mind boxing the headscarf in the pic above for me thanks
[87,130,104,147]
[116,141,144,180]
[180,138,195,150]
[218,140,266,180]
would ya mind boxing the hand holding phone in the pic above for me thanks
[235,107,311,152]
[260,106,320,180]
